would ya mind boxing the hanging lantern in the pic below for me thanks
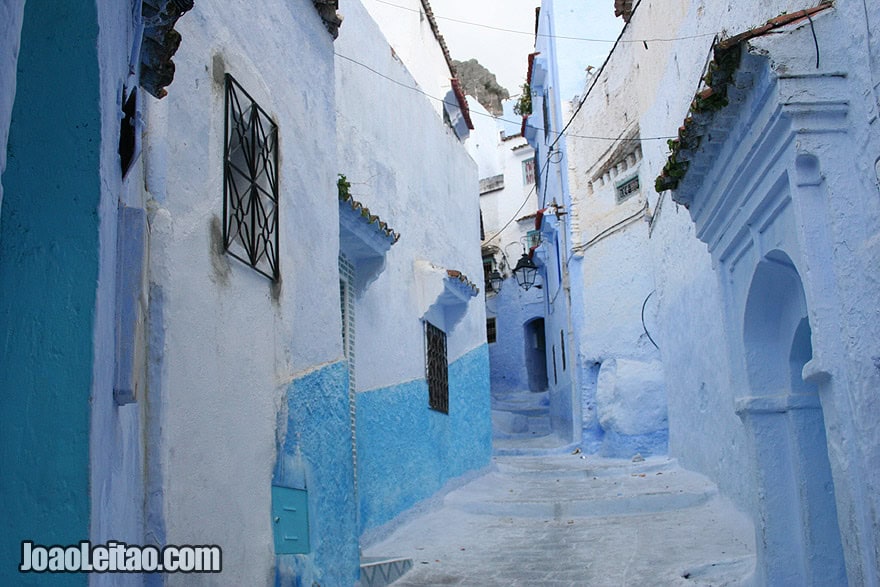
[512,253,538,290]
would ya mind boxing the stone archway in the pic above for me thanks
[736,250,846,585]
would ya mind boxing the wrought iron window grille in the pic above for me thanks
[223,73,280,281]
[425,322,449,414]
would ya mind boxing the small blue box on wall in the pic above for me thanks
[272,485,310,554]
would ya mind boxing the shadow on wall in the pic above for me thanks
[523,317,548,392]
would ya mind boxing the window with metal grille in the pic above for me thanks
[483,256,493,291]
[523,157,536,185]
[425,322,449,414]
[615,175,640,204]
[486,318,497,344]
[223,73,279,281]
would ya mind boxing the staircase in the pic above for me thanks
[491,389,577,454]
[362,454,756,586]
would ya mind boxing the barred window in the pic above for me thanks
[615,176,640,204]
[487,318,497,344]
[425,322,449,414]
[223,73,279,280]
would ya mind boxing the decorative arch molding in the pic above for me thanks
[663,9,879,584]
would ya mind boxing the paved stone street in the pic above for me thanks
[363,453,755,586]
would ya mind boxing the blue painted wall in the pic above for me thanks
[275,361,360,587]
[0,3,100,584]
[357,345,492,531]
[487,281,545,395]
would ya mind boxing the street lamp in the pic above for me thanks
[512,253,538,291]
[488,269,504,292]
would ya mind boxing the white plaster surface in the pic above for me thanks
[336,0,484,393]
[464,97,501,178]
[360,0,457,120]
[596,358,667,436]
[143,1,339,584]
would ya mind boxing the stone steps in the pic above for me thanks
[443,455,718,519]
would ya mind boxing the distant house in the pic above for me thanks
[0,1,489,585]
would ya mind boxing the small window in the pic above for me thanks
[560,330,566,371]
[119,86,139,177]
[425,322,449,413]
[552,344,558,385]
[223,73,280,281]
[542,90,552,143]
[616,176,640,204]
[487,318,497,344]
[523,157,536,185]
[483,256,494,290]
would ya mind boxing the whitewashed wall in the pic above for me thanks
[336,0,484,393]
[361,0,456,120]
[143,1,340,583]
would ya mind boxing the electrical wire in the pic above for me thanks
[641,290,659,350]
[806,13,820,69]
[337,0,679,243]
[371,0,718,44]
[572,200,648,253]
[335,52,676,143]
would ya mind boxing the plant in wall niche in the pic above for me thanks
[677,116,701,151]
[655,143,689,193]
[691,87,728,114]
[514,83,532,116]
[337,174,351,201]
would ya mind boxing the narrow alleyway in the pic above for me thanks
[363,447,755,586]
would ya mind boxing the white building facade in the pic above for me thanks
[563,0,880,583]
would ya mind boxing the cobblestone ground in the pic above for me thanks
[363,454,755,586]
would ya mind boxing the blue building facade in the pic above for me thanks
[521,0,602,446]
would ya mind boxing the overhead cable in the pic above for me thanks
[372,0,718,44]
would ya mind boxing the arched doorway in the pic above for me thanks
[523,318,548,392]
[737,250,845,585]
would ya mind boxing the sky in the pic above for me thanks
[423,0,624,96]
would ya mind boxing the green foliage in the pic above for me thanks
[514,84,532,116]
[337,174,351,200]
